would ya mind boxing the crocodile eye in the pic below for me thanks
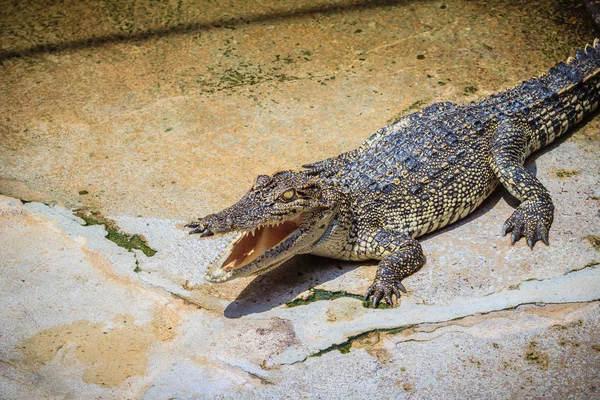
[279,188,297,202]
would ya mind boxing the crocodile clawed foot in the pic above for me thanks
[185,220,215,237]
[364,279,407,307]
[502,199,553,248]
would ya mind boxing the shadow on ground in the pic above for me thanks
[1,0,416,61]
[224,255,363,318]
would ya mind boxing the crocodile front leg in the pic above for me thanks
[362,231,425,307]
[490,118,555,248]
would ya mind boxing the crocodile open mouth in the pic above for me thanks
[220,215,303,272]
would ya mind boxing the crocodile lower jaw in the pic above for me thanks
[218,215,304,273]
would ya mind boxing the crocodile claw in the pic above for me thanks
[364,279,406,307]
[502,198,553,248]
[185,221,215,237]
[397,282,407,293]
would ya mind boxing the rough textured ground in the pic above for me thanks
[1,0,600,398]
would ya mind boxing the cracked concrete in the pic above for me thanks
[1,0,600,398]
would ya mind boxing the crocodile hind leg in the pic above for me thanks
[363,231,425,307]
[490,119,555,248]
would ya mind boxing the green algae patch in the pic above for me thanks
[336,341,353,354]
[286,288,389,309]
[310,326,412,357]
[584,235,600,251]
[363,299,391,309]
[524,341,549,369]
[555,169,580,178]
[463,85,478,95]
[286,288,364,307]
[507,277,539,290]
[75,209,157,257]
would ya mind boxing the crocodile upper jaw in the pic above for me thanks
[205,210,334,282]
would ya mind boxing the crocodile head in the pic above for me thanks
[186,170,341,282]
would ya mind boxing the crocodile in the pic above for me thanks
[186,41,600,307]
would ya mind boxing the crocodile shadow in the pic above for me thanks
[224,255,364,318]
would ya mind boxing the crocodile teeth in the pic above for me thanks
[220,216,303,272]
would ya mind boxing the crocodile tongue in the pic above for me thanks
[221,216,302,271]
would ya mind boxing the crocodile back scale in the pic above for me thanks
[187,41,600,307]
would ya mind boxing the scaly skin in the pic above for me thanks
[187,41,600,307]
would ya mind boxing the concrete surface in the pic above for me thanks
[1,0,600,398]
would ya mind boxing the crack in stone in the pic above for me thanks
[241,369,275,386]
[167,291,204,309]
[489,262,600,293]
[392,298,600,346]
[287,326,413,364]
[563,261,599,276]
[287,298,600,365]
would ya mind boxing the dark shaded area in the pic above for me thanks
[0,0,411,61]
[583,0,600,29]
[224,255,365,318]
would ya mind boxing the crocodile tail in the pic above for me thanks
[526,40,600,151]
[539,39,600,93]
